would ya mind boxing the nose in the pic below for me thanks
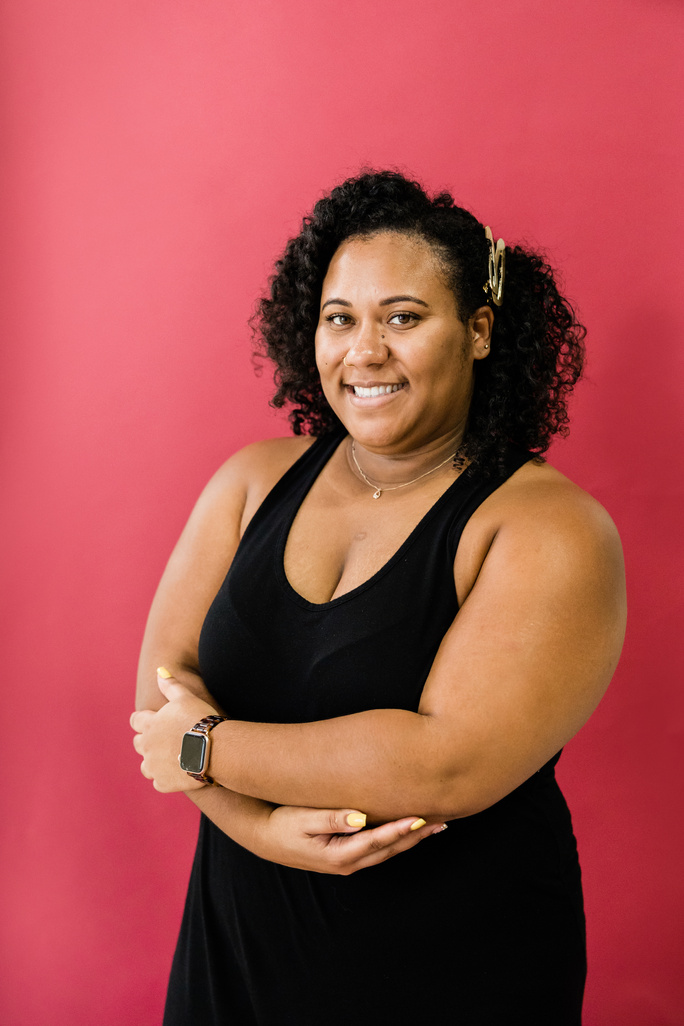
[343,327,388,368]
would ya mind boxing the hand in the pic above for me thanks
[130,669,219,792]
[253,804,446,874]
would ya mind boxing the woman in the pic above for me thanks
[131,170,626,1025]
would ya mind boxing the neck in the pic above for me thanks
[348,430,464,490]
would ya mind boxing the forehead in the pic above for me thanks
[321,232,454,306]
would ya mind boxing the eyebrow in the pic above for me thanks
[321,294,429,311]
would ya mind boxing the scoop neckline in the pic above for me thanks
[276,434,473,610]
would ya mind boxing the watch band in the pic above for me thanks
[183,715,229,783]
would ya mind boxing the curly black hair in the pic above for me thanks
[254,170,585,477]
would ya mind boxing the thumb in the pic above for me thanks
[156,667,185,700]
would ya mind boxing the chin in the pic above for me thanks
[347,422,413,452]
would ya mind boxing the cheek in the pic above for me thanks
[314,332,329,372]
[425,342,473,402]
[437,335,470,374]
[315,333,347,383]
[412,337,461,379]
[314,339,339,406]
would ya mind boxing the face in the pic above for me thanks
[315,231,491,455]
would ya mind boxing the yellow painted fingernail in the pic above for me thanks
[157,666,172,678]
[346,813,366,827]
[409,818,427,831]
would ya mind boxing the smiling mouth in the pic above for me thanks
[349,383,406,398]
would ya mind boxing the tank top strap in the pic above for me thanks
[238,429,345,547]
[446,447,534,561]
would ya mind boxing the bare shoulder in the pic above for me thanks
[455,458,625,605]
[201,435,315,534]
[492,459,620,538]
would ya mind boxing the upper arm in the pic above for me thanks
[418,472,627,815]
[136,436,312,710]
[135,457,246,709]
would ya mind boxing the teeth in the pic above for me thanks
[353,384,403,397]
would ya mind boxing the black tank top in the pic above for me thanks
[164,431,586,1026]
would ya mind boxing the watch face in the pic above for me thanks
[179,732,207,774]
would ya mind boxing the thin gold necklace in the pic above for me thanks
[350,439,458,499]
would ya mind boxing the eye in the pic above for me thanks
[387,311,419,326]
[325,313,352,327]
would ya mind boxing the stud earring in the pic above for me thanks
[484,343,490,350]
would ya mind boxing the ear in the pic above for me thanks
[469,306,494,360]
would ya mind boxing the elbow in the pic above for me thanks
[413,718,520,820]
[421,756,546,821]
[422,774,493,820]
[417,750,509,821]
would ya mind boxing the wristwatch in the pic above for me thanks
[178,715,229,783]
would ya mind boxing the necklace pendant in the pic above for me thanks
[373,489,382,499]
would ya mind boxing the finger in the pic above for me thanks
[130,710,153,733]
[304,809,368,835]
[132,733,144,754]
[328,817,445,871]
[369,816,426,848]
[139,760,152,780]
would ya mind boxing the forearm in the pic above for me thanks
[138,661,448,820]
[186,785,275,852]
[208,709,455,823]
[134,668,489,822]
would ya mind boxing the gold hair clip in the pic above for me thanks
[483,226,505,307]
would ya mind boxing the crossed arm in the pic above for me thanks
[132,446,626,869]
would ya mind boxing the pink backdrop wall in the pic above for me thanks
[1,1,682,1023]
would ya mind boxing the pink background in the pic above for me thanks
[1,1,682,1023]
